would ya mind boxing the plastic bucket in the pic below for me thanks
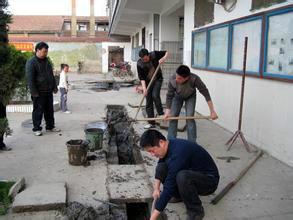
[84,128,104,151]
[66,139,88,166]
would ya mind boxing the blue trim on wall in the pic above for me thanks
[263,7,293,80]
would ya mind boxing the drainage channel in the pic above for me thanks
[105,104,152,219]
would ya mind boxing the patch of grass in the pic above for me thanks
[0,181,15,215]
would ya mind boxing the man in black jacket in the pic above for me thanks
[137,49,168,129]
[26,42,60,136]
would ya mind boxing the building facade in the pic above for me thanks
[108,0,293,166]
[8,0,131,73]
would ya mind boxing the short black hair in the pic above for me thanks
[35,42,49,52]
[176,65,191,78]
[61,63,69,70]
[140,129,166,149]
[139,48,149,58]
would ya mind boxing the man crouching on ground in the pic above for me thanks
[140,129,219,220]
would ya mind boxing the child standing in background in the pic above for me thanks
[58,64,71,113]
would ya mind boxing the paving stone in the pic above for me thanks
[107,164,152,203]
[8,177,25,200]
[12,182,66,213]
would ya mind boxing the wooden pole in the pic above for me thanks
[134,115,211,122]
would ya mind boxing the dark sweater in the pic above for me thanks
[155,138,219,212]
[137,51,166,82]
[25,56,57,95]
[166,73,211,109]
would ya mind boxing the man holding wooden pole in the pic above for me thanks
[137,48,168,129]
[164,65,218,143]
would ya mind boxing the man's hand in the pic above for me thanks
[143,88,147,96]
[152,189,160,199]
[163,109,171,121]
[159,58,166,64]
[150,209,161,220]
[210,111,218,120]
[53,88,58,94]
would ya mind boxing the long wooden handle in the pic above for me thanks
[134,115,211,121]
[210,150,263,205]
[134,64,161,120]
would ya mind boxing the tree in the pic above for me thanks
[0,0,29,139]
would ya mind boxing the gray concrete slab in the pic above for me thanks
[12,183,66,213]
[107,164,153,203]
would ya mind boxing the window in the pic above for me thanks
[231,18,262,73]
[78,23,87,31]
[192,31,206,67]
[264,9,293,79]
[64,22,71,31]
[208,26,229,70]
[191,5,293,82]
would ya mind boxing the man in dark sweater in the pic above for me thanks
[26,42,60,136]
[164,65,218,143]
[140,129,219,220]
[137,49,168,129]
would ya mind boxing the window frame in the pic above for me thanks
[207,24,230,71]
[263,7,293,80]
[191,5,293,82]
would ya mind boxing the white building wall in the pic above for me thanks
[185,0,293,166]
[101,42,132,73]
[160,15,180,42]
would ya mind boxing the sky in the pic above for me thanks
[8,0,107,16]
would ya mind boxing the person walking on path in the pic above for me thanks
[26,42,60,136]
[58,64,71,114]
[137,48,168,129]
[140,129,219,220]
[164,65,218,143]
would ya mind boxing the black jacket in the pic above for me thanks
[137,51,166,82]
[25,56,57,95]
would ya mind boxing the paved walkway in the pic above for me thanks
[0,73,292,220]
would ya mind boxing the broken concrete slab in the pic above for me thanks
[8,177,25,200]
[12,182,66,213]
[107,164,153,204]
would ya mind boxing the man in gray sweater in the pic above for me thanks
[164,65,218,143]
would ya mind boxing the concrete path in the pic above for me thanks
[0,73,292,220]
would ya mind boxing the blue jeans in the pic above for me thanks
[60,87,68,112]
[146,79,164,125]
[168,93,197,143]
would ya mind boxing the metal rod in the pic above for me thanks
[210,150,262,205]
[238,37,248,131]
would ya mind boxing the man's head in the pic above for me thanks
[139,48,150,63]
[35,42,49,59]
[176,65,191,84]
[140,129,168,158]
[61,63,69,73]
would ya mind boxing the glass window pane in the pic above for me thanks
[266,11,293,76]
[231,19,262,72]
[208,26,229,69]
[193,32,206,67]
